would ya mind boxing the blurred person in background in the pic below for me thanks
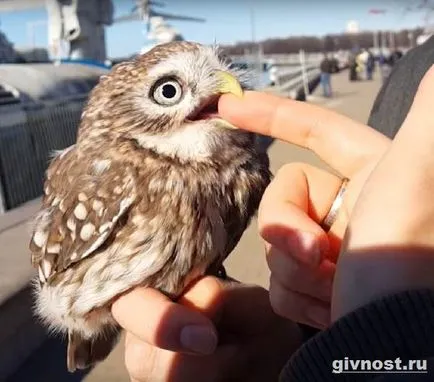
[366,49,375,80]
[319,52,333,97]
[329,55,340,73]
[356,49,366,79]
[268,64,278,87]
[348,51,358,81]
[378,52,391,82]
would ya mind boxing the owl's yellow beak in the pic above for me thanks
[186,71,242,129]
[212,71,243,130]
[215,71,243,98]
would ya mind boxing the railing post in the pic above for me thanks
[299,49,310,98]
[0,180,6,214]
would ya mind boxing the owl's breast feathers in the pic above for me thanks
[30,143,271,300]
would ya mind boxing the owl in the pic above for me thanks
[29,41,271,372]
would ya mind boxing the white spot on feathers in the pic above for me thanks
[78,193,88,202]
[74,203,88,220]
[80,223,95,241]
[33,230,48,248]
[93,159,111,175]
[38,266,46,283]
[47,243,61,254]
[40,258,53,280]
[92,200,104,213]
[66,217,76,232]
[59,200,67,213]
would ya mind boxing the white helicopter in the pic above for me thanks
[114,0,206,54]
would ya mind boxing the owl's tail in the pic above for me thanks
[67,327,121,373]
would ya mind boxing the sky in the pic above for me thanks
[0,0,429,58]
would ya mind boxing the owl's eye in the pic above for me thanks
[151,77,183,106]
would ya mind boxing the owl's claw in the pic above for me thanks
[215,265,227,279]
[205,262,227,279]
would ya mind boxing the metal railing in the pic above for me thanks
[0,100,85,212]
[230,52,324,66]
[273,64,320,95]
[233,48,321,98]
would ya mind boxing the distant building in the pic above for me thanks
[15,47,49,63]
[0,30,19,63]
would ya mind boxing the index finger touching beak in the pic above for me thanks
[218,91,390,177]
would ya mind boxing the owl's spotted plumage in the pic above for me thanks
[30,41,271,372]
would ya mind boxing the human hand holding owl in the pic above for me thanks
[114,276,302,382]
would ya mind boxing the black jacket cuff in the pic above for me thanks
[280,289,434,381]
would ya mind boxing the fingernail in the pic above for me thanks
[287,232,322,266]
[307,305,330,329]
[180,325,218,355]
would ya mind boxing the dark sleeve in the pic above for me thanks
[280,289,434,382]
[367,36,434,139]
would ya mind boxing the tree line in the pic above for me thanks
[221,27,425,55]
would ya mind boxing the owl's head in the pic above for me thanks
[79,41,254,162]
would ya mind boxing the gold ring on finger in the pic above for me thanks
[321,177,349,232]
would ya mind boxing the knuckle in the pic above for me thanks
[267,246,299,279]
[269,277,294,319]
[267,246,292,275]
[271,257,332,303]
[269,276,312,324]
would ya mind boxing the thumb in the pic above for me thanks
[180,277,275,333]
[178,276,230,321]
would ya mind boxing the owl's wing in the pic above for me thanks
[30,146,137,283]
[222,159,271,258]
